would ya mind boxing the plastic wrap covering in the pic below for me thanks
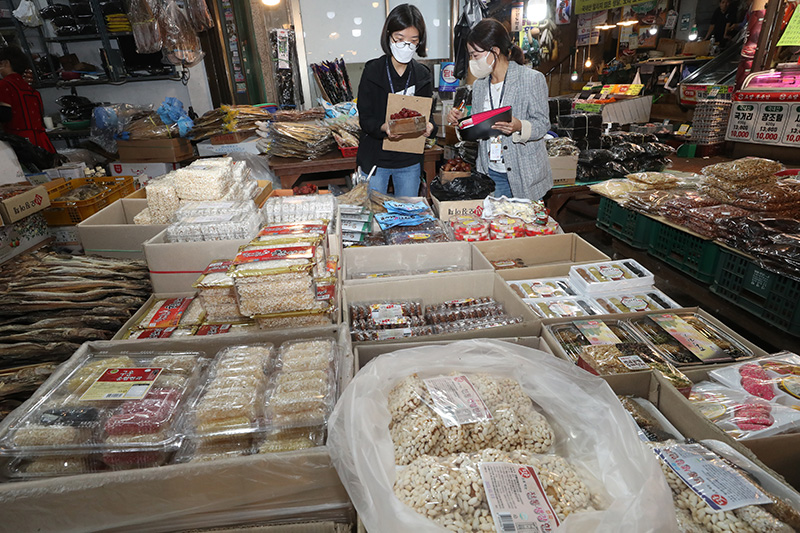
[124,112,178,140]
[128,0,161,54]
[701,157,784,182]
[546,137,580,157]
[689,381,800,440]
[267,122,336,159]
[161,0,204,67]
[91,104,152,153]
[429,172,495,202]
[621,189,679,215]
[589,179,639,200]
[657,192,720,224]
[626,172,679,189]
[707,352,800,409]
[683,204,751,239]
[185,0,213,32]
[328,339,677,533]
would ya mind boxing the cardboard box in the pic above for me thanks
[682,40,711,56]
[108,162,180,184]
[0,183,51,225]
[117,138,195,163]
[474,233,609,269]
[0,213,50,264]
[0,327,355,533]
[45,163,86,181]
[431,193,486,221]
[549,155,578,186]
[343,270,542,344]
[142,230,250,293]
[196,136,261,157]
[603,370,800,495]
[541,306,770,366]
[681,366,800,489]
[77,198,168,259]
[355,336,551,369]
[343,241,493,284]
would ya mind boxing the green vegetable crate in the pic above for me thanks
[596,197,654,250]
[647,221,721,283]
[711,248,800,336]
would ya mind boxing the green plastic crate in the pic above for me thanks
[596,197,654,249]
[711,248,800,336]
[647,222,721,283]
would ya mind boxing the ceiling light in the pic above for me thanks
[616,20,638,27]
[648,24,658,35]
[571,70,578,81]
[597,24,616,30]
[261,0,279,5]
[688,26,699,41]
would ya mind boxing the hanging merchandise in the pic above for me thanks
[12,0,42,27]
[185,0,214,33]
[270,29,302,109]
[537,20,556,63]
[128,0,162,54]
[453,0,484,80]
[161,0,204,67]
[310,59,353,104]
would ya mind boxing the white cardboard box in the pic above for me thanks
[343,241,492,284]
[0,327,355,533]
[142,230,250,293]
[343,270,541,344]
[77,198,168,259]
[196,136,261,157]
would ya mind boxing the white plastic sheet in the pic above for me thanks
[328,339,678,533]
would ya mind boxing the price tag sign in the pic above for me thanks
[726,103,757,142]
[781,104,800,146]
[754,103,789,143]
[677,124,691,135]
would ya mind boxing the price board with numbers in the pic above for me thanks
[726,103,757,142]
[754,104,790,143]
[782,104,800,145]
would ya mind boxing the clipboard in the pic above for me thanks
[383,93,432,155]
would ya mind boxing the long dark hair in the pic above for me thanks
[380,4,427,58]
[467,19,524,65]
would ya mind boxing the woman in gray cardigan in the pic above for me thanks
[448,19,552,201]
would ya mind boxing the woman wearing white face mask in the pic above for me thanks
[448,18,551,200]
[357,4,437,197]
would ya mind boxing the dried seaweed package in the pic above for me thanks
[129,0,161,53]
[269,29,301,109]
[185,0,213,32]
[161,0,204,67]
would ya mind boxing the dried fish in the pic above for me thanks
[0,316,123,334]
[0,328,114,344]
[0,342,81,367]
[0,288,147,303]
[52,184,105,202]
[0,363,58,400]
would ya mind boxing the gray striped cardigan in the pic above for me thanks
[471,60,553,201]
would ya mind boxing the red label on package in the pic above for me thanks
[234,245,315,264]
[479,462,560,532]
[195,324,233,336]
[203,259,233,275]
[315,279,336,301]
[134,327,177,339]
[258,223,327,236]
[148,298,193,328]
[80,367,162,401]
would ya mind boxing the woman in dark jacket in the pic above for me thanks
[356,4,436,197]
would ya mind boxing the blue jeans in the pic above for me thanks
[487,168,513,198]
[365,163,421,197]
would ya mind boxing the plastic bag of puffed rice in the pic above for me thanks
[328,339,678,533]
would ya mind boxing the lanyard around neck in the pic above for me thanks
[488,66,509,109]
[386,57,413,95]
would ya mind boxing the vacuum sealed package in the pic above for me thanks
[702,157,783,182]
[707,352,800,409]
[327,339,677,533]
[160,0,204,67]
[689,381,800,440]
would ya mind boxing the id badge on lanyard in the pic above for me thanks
[489,137,503,162]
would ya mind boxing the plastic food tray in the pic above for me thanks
[569,259,654,294]
[546,320,647,362]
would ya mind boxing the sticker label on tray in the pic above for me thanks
[493,260,518,269]
[376,327,413,341]
[548,302,577,317]
[779,376,800,400]
[195,324,233,336]
[80,367,163,401]
[649,314,724,362]
[531,283,557,297]
[234,245,315,264]
[314,279,335,301]
[598,265,626,280]
[575,320,622,345]
[621,296,650,312]
[652,443,773,511]
[203,259,233,275]
[618,355,650,371]
[133,327,178,339]
[340,220,370,233]
[369,303,408,325]
[147,297,193,328]
[479,462,560,532]
[423,375,492,427]
[445,298,475,307]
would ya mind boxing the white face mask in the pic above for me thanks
[469,51,494,79]
[390,41,417,64]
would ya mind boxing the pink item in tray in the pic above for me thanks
[733,402,773,431]
[739,364,776,400]
[104,388,181,436]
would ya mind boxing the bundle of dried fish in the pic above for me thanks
[0,364,57,402]
[329,118,360,148]
[267,122,335,159]
[274,107,326,122]
[124,111,179,139]
[0,249,151,370]
[52,183,105,203]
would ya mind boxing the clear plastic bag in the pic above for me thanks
[160,0,204,67]
[327,339,678,533]
[128,0,162,54]
[13,0,42,27]
[185,0,213,32]
[702,157,784,182]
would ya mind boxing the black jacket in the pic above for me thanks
[356,56,437,171]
